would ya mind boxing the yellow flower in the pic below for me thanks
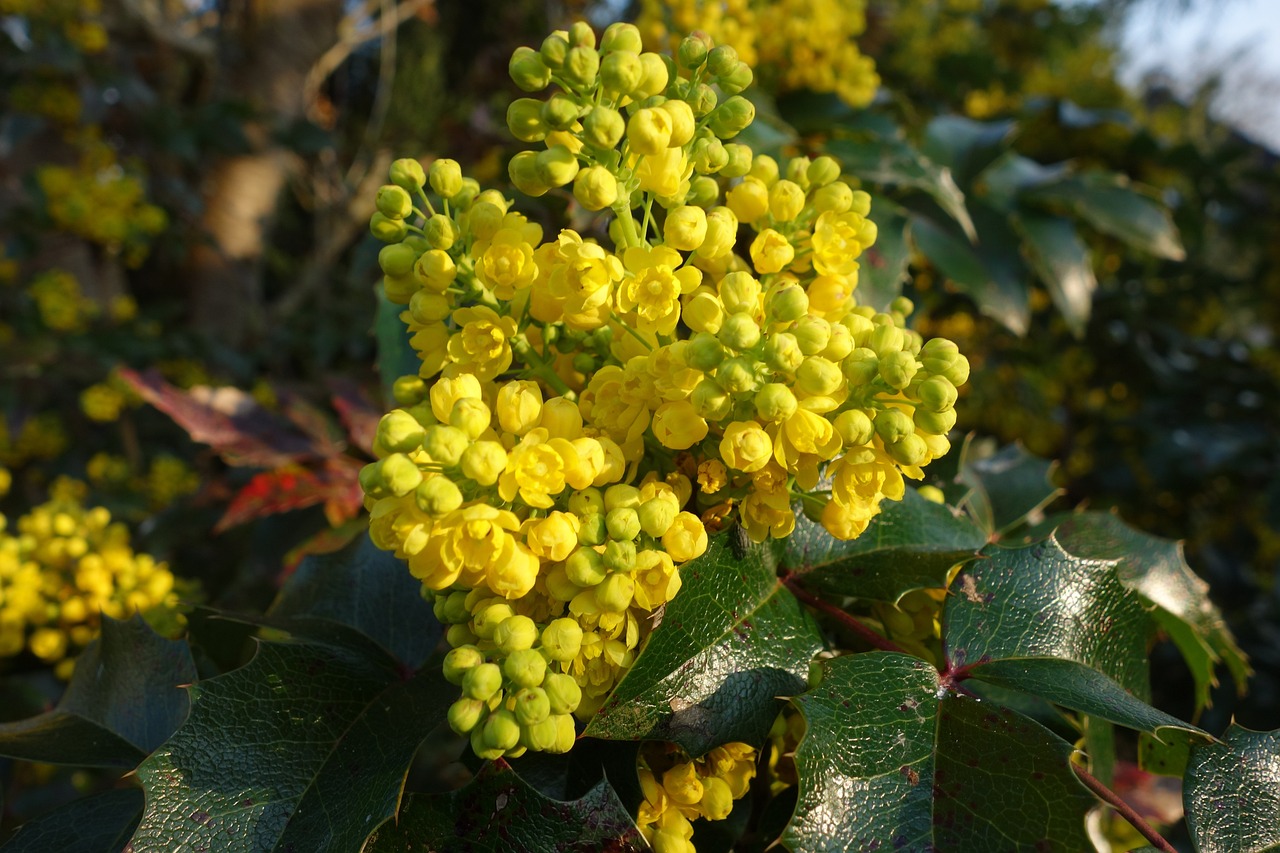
[697,459,728,494]
[662,512,708,562]
[498,430,591,508]
[811,210,872,276]
[719,421,773,473]
[525,511,580,562]
[430,373,485,423]
[618,245,701,334]
[750,228,795,274]
[496,380,543,435]
[651,401,708,450]
[633,147,690,199]
[446,306,518,380]
[421,504,535,597]
[632,549,681,610]
[476,226,540,299]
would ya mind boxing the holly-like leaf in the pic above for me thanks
[118,368,318,468]
[781,487,986,602]
[375,286,420,407]
[133,638,451,852]
[585,528,822,756]
[911,215,1030,335]
[0,788,143,853]
[1027,171,1185,261]
[1183,725,1280,853]
[859,204,912,312]
[958,443,1062,535]
[364,761,646,852]
[214,465,356,533]
[327,377,380,456]
[0,616,196,767]
[783,652,1095,851]
[1050,512,1249,712]
[1013,212,1097,338]
[947,536,1208,742]
[267,531,439,670]
[921,115,1017,187]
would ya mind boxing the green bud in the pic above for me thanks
[473,601,515,640]
[379,453,422,497]
[767,284,809,323]
[717,62,754,96]
[569,488,605,516]
[595,572,634,612]
[913,406,957,435]
[541,617,583,662]
[603,539,636,572]
[604,483,641,510]
[378,242,418,277]
[691,377,732,420]
[540,33,569,68]
[544,675,582,716]
[577,511,607,546]
[686,175,720,207]
[706,44,739,77]
[708,96,755,139]
[874,408,915,444]
[504,648,547,689]
[563,46,600,88]
[446,623,478,648]
[544,565,582,603]
[879,350,919,390]
[358,461,386,498]
[796,356,843,396]
[443,645,485,685]
[369,212,408,243]
[605,506,641,541]
[510,46,552,92]
[514,687,551,726]
[483,708,522,752]
[508,151,550,198]
[495,614,539,653]
[850,189,873,217]
[716,356,758,394]
[688,82,718,117]
[917,376,958,412]
[582,106,625,150]
[376,184,413,219]
[807,156,841,188]
[637,498,678,537]
[843,347,880,385]
[423,424,469,466]
[684,292,724,334]
[868,323,906,357]
[523,716,559,751]
[470,725,504,760]
[833,409,875,446]
[573,165,618,211]
[601,21,642,53]
[678,34,709,69]
[507,98,549,142]
[448,697,485,734]
[449,397,490,438]
[687,331,725,371]
[888,433,928,467]
[749,155,780,185]
[813,181,853,213]
[423,215,456,250]
[550,714,576,753]
[722,143,753,178]
[414,475,462,515]
[763,332,804,372]
[440,590,470,624]
[718,311,762,351]
[389,158,425,191]
[565,546,606,587]
[634,53,670,99]
[462,661,503,701]
[755,383,798,422]
[534,145,580,188]
[377,410,425,453]
[382,272,417,304]
[428,159,463,199]
[890,295,915,318]
[541,93,580,131]
[601,50,643,97]
[793,316,832,356]
[391,376,427,406]
[693,138,729,174]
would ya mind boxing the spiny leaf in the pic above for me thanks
[585,528,822,756]
[364,761,646,852]
[783,652,1095,852]
[1013,212,1097,338]
[781,487,986,602]
[267,531,439,670]
[0,788,142,853]
[132,638,451,852]
[958,443,1062,535]
[214,465,358,533]
[921,115,1017,187]
[1184,724,1280,853]
[1027,171,1185,261]
[911,214,1030,335]
[0,615,195,767]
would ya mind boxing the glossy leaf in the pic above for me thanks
[585,528,822,756]
[267,531,439,670]
[978,152,1069,211]
[1184,725,1280,853]
[921,115,1017,187]
[783,652,1095,852]
[911,215,1030,335]
[1014,212,1097,338]
[133,638,451,852]
[859,204,912,311]
[327,377,380,455]
[1028,171,1185,261]
[958,443,1062,535]
[0,616,196,767]
[215,464,360,533]
[364,761,646,852]
[0,788,143,853]
[781,487,986,602]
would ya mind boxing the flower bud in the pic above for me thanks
[687,331,725,371]
[807,156,841,188]
[638,498,678,537]
[570,488,605,516]
[577,512,607,546]
[603,538,637,572]
[423,215,456,250]
[409,290,450,324]
[510,46,552,91]
[389,158,426,191]
[606,506,641,541]
[448,698,485,734]
[627,107,673,155]
[601,50,643,97]
[718,312,761,351]
[449,397,491,439]
[701,776,735,820]
[601,21,642,54]
[717,357,758,394]
[796,356,843,396]
[869,323,905,357]
[497,380,543,434]
[596,572,635,612]
[879,350,919,390]
[913,406,957,435]
[706,44,739,77]
[523,716,559,752]
[749,154,779,185]
[568,20,595,48]
[544,566,582,603]
[470,726,504,761]
[850,190,873,217]
[684,291,724,334]
[442,645,485,685]
[540,33,569,68]
[686,175,720,207]
[370,212,408,243]
[563,46,600,88]
[544,673,582,715]
[917,376,958,412]
[460,441,507,486]
[541,618,583,662]
[813,182,853,213]
[514,687,551,726]
[842,347,879,385]
[722,144,753,178]
[462,661,503,701]
[678,34,708,69]
[504,648,547,689]
[698,207,738,258]
[495,614,539,653]
[634,53,670,99]
[415,476,462,515]
[727,178,769,223]
[509,150,550,197]
[378,242,417,277]
[663,205,706,251]
[377,410,425,453]
[691,377,732,420]
[581,106,625,151]
[541,93,581,131]
[508,98,549,142]
[755,383,798,422]
[483,708,522,752]
[423,424,469,466]
[428,159,463,199]
[661,100,696,147]
[874,408,915,443]
[604,484,641,510]
[379,453,423,496]
[888,433,928,467]
[693,138,728,174]
[383,272,417,304]
[565,546,606,587]
[792,316,831,356]
[769,180,806,222]
[535,145,580,188]
[718,62,754,96]
[763,332,804,372]
[833,409,874,445]
[718,271,761,314]
[767,284,809,323]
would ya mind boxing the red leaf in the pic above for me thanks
[327,378,380,457]
[215,469,329,532]
[118,368,320,468]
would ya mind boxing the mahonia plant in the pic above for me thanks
[358,18,964,846]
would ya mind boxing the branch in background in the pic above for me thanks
[1072,764,1178,853]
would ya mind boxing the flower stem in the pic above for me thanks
[781,573,908,655]
[1071,764,1177,853]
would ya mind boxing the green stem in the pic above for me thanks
[513,337,574,398]
[609,312,655,352]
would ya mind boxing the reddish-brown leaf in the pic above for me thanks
[327,378,380,457]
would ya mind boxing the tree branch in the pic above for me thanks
[1071,763,1177,853]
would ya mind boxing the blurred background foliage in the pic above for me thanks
[2,0,1277,841]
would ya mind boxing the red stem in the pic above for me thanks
[782,574,908,655]
[1072,764,1177,853]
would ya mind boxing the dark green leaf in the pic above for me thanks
[0,616,196,767]
[375,285,419,407]
[0,788,143,853]
[1013,213,1097,338]
[1184,725,1280,853]
[921,115,1017,187]
[1050,512,1249,711]
[584,528,822,756]
[958,443,1061,535]
[783,652,1095,851]
[1138,728,1198,778]
[268,531,439,669]
[775,91,864,135]
[737,89,799,156]
[859,205,912,311]
[1082,716,1116,786]
[978,152,1069,211]
[781,487,986,602]
[826,138,976,240]
[1027,172,1185,261]
[911,215,1030,335]
[133,638,451,852]
[364,761,647,852]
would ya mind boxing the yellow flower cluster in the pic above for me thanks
[0,413,69,469]
[637,0,880,107]
[636,741,757,852]
[80,367,144,423]
[36,133,167,265]
[27,269,97,333]
[10,80,82,126]
[362,22,965,762]
[0,479,183,677]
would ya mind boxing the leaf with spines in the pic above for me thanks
[1027,171,1185,261]
[782,652,1096,851]
[132,638,452,852]
[0,788,143,853]
[0,616,195,767]
[584,527,822,756]
[1013,212,1097,338]
[363,761,646,852]
[1183,724,1280,853]
[958,443,1062,535]
[911,214,1030,335]
[781,487,986,602]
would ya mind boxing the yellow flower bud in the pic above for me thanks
[726,178,769,223]
[494,614,539,653]
[497,380,543,435]
[600,50,643,97]
[663,205,707,251]
[874,408,915,443]
[509,151,550,197]
[807,156,841,188]
[601,21,642,54]
[535,145,579,188]
[699,776,735,820]
[750,229,795,274]
[429,159,463,199]
[683,291,724,334]
[813,181,854,213]
[720,421,773,473]
[507,98,549,142]
[510,46,552,92]
[663,762,704,805]
[563,46,600,88]
[796,356,843,396]
[634,53,670,99]
[583,106,625,149]
[833,409,875,446]
[573,166,618,211]
[376,184,413,219]
[722,143,753,178]
[651,400,709,450]
[698,207,739,259]
[660,100,696,147]
[415,476,462,515]
[460,441,508,485]
[769,180,806,221]
[755,383,798,422]
[370,212,408,243]
[541,618,583,662]
[389,158,426,190]
[628,107,673,156]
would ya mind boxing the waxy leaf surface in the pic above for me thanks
[0,788,142,853]
[1184,725,1280,853]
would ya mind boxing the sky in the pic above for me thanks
[1118,0,1280,148]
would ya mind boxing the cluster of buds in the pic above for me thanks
[361,21,966,760]
[636,741,758,852]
